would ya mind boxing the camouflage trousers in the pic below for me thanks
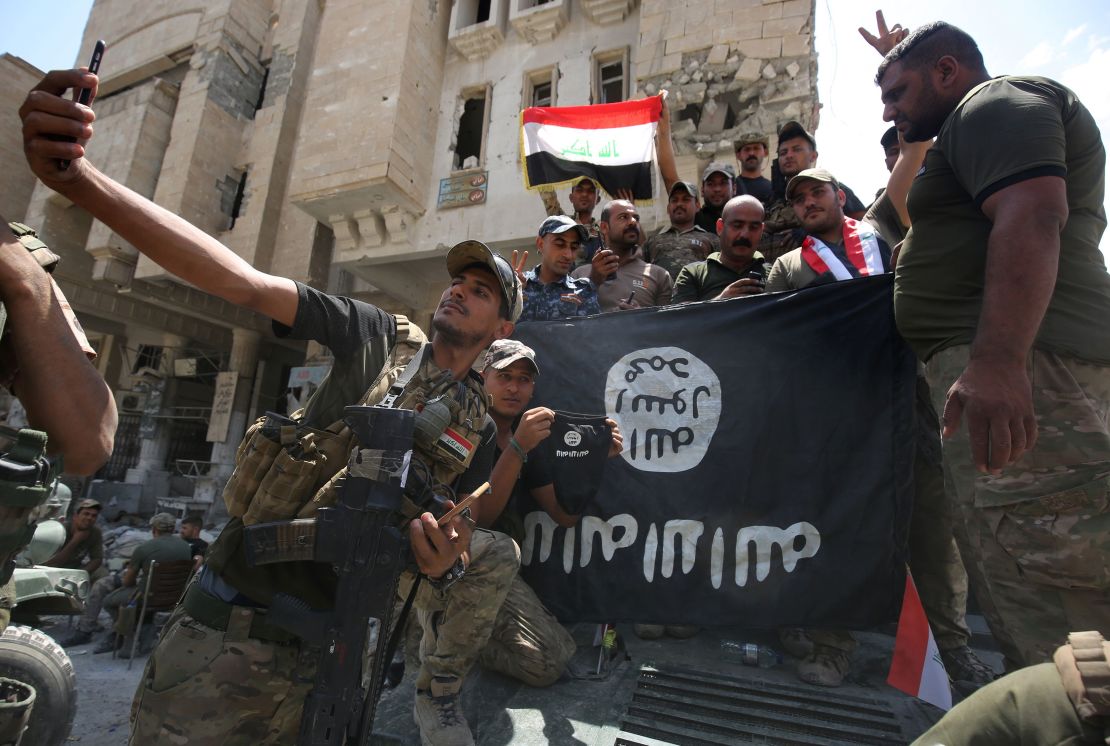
[910,374,970,651]
[478,574,576,687]
[400,529,518,690]
[129,529,521,743]
[926,345,1110,668]
[76,573,129,633]
[129,603,314,745]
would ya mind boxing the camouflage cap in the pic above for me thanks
[777,120,816,149]
[446,240,524,323]
[785,168,840,200]
[538,215,589,242]
[149,512,177,531]
[734,132,769,150]
[702,161,736,183]
[76,498,101,511]
[483,339,539,375]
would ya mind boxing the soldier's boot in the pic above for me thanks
[413,676,473,746]
[797,644,853,688]
[778,628,814,659]
[941,645,996,694]
[55,628,92,648]
[91,633,119,655]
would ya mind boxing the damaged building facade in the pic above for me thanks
[11,0,818,520]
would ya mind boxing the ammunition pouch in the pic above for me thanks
[221,318,425,525]
[1054,631,1110,726]
[223,411,351,526]
[0,427,55,585]
[7,223,60,274]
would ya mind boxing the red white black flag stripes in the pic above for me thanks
[887,571,953,711]
[521,97,663,201]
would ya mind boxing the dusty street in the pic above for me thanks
[57,630,144,745]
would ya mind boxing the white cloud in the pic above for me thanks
[1017,41,1054,70]
[1060,46,1110,261]
[1061,47,1110,134]
[1062,24,1087,46]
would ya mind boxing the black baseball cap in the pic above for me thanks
[669,181,699,199]
[777,120,816,149]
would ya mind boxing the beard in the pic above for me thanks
[432,315,487,349]
[803,209,842,237]
[902,83,952,142]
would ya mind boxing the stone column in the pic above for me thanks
[125,332,188,511]
[198,328,260,521]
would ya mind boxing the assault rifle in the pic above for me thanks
[244,405,415,745]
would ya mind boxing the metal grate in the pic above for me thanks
[617,665,907,745]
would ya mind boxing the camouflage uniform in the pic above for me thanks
[478,573,576,687]
[642,225,718,282]
[398,529,520,690]
[129,599,315,745]
[926,345,1110,667]
[909,374,972,652]
[520,268,601,322]
[758,196,806,266]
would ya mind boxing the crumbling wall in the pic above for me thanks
[635,0,818,167]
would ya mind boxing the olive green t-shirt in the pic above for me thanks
[863,190,907,248]
[895,76,1110,363]
[129,534,192,584]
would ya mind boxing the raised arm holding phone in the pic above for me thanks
[21,66,528,745]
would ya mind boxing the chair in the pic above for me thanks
[114,558,194,669]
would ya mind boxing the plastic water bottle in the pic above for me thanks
[720,641,781,668]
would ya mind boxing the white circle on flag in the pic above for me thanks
[605,346,721,472]
[563,431,582,447]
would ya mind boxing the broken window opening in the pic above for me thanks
[476,0,492,23]
[678,103,701,129]
[132,345,164,375]
[254,66,270,112]
[228,172,248,230]
[722,102,738,132]
[454,93,488,170]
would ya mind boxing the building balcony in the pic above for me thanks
[579,0,636,25]
[510,0,569,45]
[449,0,507,61]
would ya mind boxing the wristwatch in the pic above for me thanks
[426,556,466,591]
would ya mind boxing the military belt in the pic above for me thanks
[181,584,298,645]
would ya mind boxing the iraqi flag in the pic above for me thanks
[521,96,662,201]
[887,571,952,711]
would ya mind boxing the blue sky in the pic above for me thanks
[0,0,94,71]
[2,1,1107,253]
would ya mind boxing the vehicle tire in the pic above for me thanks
[0,625,77,746]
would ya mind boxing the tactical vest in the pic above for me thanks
[0,224,62,589]
[1054,631,1110,732]
[206,317,490,605]
[759,197,806,265]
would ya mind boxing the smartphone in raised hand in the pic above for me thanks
[59,39,105,170]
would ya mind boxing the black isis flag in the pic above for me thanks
[511,275,915,628]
